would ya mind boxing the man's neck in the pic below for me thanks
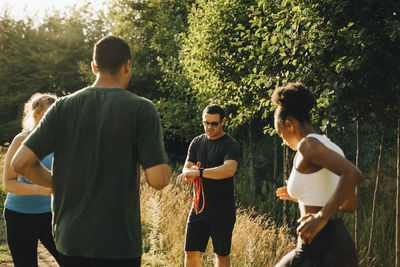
[91,74,127,89]
[206,131,225,140]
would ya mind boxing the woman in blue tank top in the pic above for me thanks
[272,83,362,267]
[3,93,61,266]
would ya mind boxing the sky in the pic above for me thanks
[0,0,106,20]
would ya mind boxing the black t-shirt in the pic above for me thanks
[186,133,240,221]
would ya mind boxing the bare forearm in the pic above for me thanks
[145,163,171,190]
[17,162,52,188]
[11,145,52,188]
[4,180,50,195]
[320,169,362,219]
[177,160,237,183]
[203,164,236,180]
[339,188,356,213]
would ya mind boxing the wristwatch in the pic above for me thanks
[199,167,204,178]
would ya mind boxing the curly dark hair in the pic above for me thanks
[271,82,315,124]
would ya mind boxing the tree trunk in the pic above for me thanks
[283,145,288,225]
[280,145,293,226]
[396,105,400,267]
[286,149,297,228]
[285,146,291,225]
[248,125,255,206]
[355,115,360,253]
[273,135,278,211]
[367,123,387,265]
[273,135,277,186]
[242,135,247,205]
[291,200,297,228]
[325,108,331,138]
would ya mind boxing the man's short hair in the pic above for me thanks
[93,36,131,75]
[203,104,225,121]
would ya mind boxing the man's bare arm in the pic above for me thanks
[177,160,238,183]
[145,163,171,190]
[202,160,238,179]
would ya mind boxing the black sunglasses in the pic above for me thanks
[202,121,220,127]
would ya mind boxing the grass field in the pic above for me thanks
[138,176,295,266]
[0,148,295,266]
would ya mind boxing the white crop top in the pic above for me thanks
[287,133,345,207]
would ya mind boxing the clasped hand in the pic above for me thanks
[296,211,328,244]
[276,186,328,244]
[176,165,200,185]
[276,186,297,202]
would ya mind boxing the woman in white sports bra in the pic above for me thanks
[272,82,362,267]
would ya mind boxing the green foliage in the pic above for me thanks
[107,0,199,142]
[313,0,400,126]
[0,0,398,265]
[0,6,105,143]
[180,0,399,265]
[180,0,341,131]
[182,0,267,128]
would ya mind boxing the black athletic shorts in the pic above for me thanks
[275,218,358,267]
[184,215,236,257]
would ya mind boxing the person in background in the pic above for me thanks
[3,93,61,266]
[273,82,361,267]
[11,36,171,267]
[177,104,240,267]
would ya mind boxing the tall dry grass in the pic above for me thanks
[140,177,295,266]
[0,146,7,181]
[0,149,296,266]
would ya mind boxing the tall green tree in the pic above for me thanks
[107,0,199,144]
[0,6,105,143]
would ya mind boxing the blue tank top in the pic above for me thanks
[4,153,53,214]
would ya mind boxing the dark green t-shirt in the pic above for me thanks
[23,87,168,259]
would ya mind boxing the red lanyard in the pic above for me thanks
[189,161,205,215]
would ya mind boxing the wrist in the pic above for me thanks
[32,184,42,195]
[36,185,50,196]
[199,167,204,178]
[34,184,44,195]
[316,210,329,221]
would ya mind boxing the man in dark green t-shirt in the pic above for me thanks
[176,104,240,267]
[11,36,171,266]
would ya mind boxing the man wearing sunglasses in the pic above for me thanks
[177,104,240,267]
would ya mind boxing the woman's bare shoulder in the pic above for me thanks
[298,136,328,160]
